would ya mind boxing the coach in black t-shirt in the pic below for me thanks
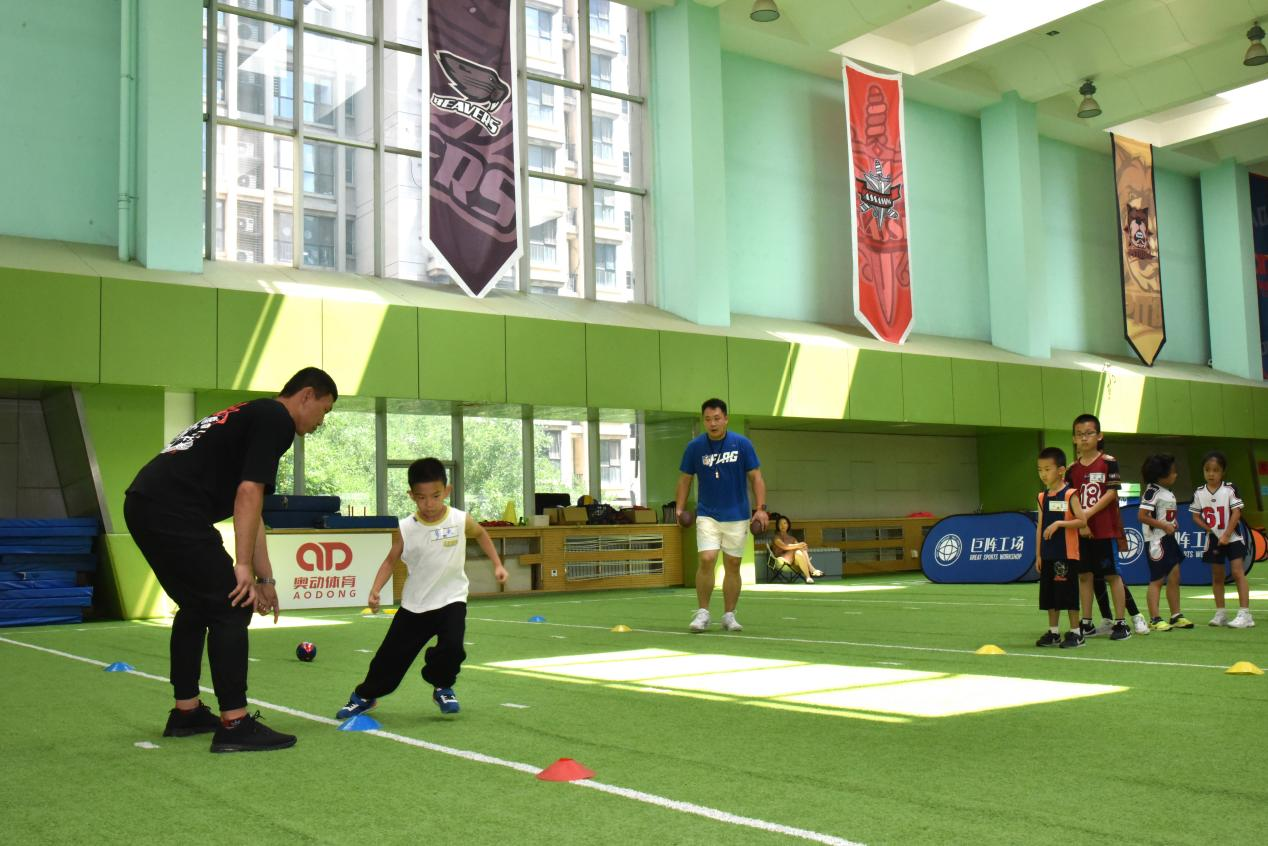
[125,367,337,752]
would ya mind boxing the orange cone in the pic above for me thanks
[536,757,595,782]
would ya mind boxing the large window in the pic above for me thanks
[275,400,644,521]
[204,1,648,303]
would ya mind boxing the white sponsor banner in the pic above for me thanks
[267,532,395,609]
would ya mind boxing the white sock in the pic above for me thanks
[1049,626,1059,634]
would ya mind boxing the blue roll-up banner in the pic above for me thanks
[1250,173,1268,379]
[922,505,1256,585]
[921,512,1038,584]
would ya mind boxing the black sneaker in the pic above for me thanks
[163,703,221,737]
[1079,621,1097,638]
[1109,622,1131,641]
[1058,630,1085,649]
[1035,631,1062,647]
[209,712,297,753]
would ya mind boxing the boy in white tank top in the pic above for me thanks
[335,458,507,718]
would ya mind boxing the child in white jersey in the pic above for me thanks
[1190,450,1253,629]
[1138,454,1190,632]
[335,458,507,718]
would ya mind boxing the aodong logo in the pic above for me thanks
[296,541,353,572]
[934,534,963,566]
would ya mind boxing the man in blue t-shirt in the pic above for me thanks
[675,398,768,633]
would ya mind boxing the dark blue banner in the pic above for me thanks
[1251,173,1268,379]
[921,512,1037,584]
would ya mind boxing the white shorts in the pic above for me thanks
[696,516,749,558]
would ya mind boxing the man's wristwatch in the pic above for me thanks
[256,577,276,586]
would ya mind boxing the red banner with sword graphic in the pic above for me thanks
[843,60,912,344]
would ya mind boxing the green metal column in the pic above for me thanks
[1199,159,1258,380]
[135,0,203,272]
[980,92,1047,359]
[649,1,729,327]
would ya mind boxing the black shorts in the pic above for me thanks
[1039,559,1080,611]
[1073,538,1118,576]
[1203,540,1247,566]
[1147,534,1184,581]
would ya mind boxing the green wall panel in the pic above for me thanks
[217,290,323,392]
[951,359,1000,426]
[727,337,792,417]
[1040,367,1084,431]
[1188,380,1224,437]
[1080,371,1103,418]
[660,331,728,413]
[1253,388,1268,440]
[0,268,100,382]
[323,301,417,398]
[102,533,175,620]
[418,310,504,403]
[101,278,216,387]
[1222,384,1255,439]
[506,317,585,406]
[1154,378,1194,436]
[998,363,1043,428]
[977,431,1040,511]
[586,325,661,410]
[848,349,903,422]
[1131,376,1160,434]
[901,355,954,424]
[79,384,164,532]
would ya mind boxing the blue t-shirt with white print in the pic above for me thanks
[679,431,760,522]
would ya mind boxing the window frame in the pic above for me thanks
[204,0,652,304]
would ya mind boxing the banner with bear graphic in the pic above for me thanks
[1112,134,1165,365]
[426,0,519,297]
[843,60,913,344]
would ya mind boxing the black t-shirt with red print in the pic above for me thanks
[128,399,295,523]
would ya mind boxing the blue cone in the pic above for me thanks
[529,615,546,623]
[103,662,135,672]
[338,714,381,732]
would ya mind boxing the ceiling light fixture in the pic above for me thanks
[1245,22,1268,67]
[750,0,780,24]
[1076,80,1101,119]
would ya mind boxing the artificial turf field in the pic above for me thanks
[3,573,1268,846]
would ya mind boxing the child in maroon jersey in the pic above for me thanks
[1065,414,1136,642]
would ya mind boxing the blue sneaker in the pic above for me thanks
[433,687,460,714]
[336,692,376,720]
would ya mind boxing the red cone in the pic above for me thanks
[536,757,595,782]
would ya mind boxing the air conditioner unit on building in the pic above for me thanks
[236,250,254,262]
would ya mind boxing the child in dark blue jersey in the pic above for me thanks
[1035,447,1087,648]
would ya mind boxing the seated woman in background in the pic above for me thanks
[771,515,824,583]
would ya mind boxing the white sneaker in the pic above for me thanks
[1132,614,1150,635]
[1227,610,1255,629]
[720,611,743,632]
[689,608,711,632]
[1209,610,1229,627]
[1091,619,1115,637]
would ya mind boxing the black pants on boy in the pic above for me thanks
[1093,574,1140,618]
[356,601,467,699]
[124,494,253,712]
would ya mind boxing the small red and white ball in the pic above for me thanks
[296,641,317,662]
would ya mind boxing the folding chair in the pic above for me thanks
[764,543,800,584]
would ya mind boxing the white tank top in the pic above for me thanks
[398,506,469,613]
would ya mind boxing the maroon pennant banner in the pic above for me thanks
[426,0,519,297]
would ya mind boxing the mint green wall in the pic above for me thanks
[1200,160,1259,380]
[1154,168,1210,366]
[721,52,852,325]
[906,101,990,341]
[135,0,203,272]
[0,0,119,246]
[649,2,729,326]
[721,54,991,341]
[1040,137,1210,366]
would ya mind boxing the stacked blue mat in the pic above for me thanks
[262,495,399,530]
[0,518,99,627]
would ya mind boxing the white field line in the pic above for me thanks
[0,635,863,846]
